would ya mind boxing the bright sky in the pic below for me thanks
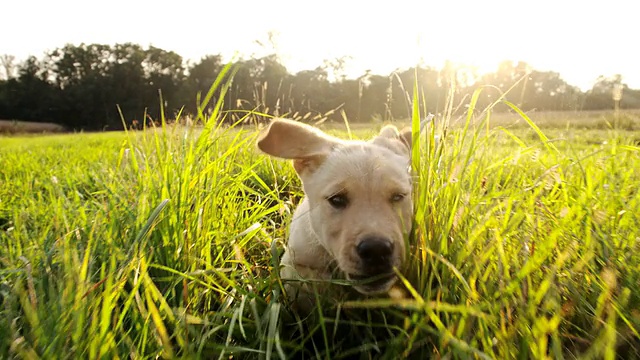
[3,0,638,90]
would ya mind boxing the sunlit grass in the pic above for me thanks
[1,70,639,359]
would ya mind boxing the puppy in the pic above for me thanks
[257,119,419,311]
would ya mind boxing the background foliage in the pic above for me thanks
[1,43,640,131]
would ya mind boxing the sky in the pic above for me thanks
[3,0,638,90]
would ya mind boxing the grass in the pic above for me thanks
[1,71,640,359]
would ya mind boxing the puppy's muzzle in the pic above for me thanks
[349,236,398,294]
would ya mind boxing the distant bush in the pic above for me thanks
[0,120,66,134]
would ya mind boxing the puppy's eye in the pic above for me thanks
[390,193,406,202]
[327,193,349,209]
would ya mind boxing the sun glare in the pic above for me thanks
[3,0,639,89]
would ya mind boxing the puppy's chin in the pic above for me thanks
[348,273,398,295]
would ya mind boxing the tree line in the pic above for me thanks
[0,43,639,131]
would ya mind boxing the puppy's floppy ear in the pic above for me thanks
[257,118,341,174]
[398,127,414,152]
[371,124,412,157]
[372,116,434,157]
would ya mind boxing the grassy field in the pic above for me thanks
[1,93,640,359]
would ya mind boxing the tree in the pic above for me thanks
[143,46,186,118]
[0,56,58,122]
[386,66,444,121]
[43,43,187,129]
[583,75,622,110]
[0,55,16,80]
[183,55,224,115]
[287,67,331,116]
[521,71,581,111]
[358,73,391,122]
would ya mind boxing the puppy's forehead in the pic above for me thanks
[310,142,411,192]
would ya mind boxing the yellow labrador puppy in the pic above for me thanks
[257,119,420,311]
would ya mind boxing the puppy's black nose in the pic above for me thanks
[356,236,393,264]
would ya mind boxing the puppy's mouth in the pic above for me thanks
[348,272,397,294]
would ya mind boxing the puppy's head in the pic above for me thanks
[258,119,416,295]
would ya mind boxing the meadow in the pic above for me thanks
[1,87,640,359]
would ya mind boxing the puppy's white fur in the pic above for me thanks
[257,119,418,311]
